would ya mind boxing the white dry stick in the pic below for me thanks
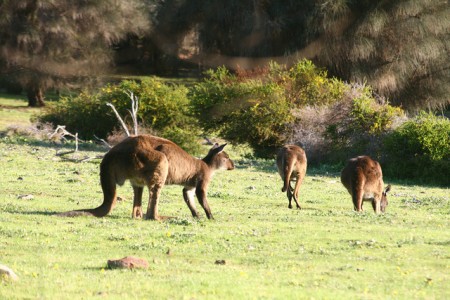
[94,135,112,149]
[106,103,130,137]
[49,125,80,152]
[125,90,139,136]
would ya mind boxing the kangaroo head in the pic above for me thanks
[203,143,235,171]
[381,184,391,212]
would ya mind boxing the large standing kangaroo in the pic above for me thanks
[276,144,307,209]
[59,135,234,220]
[340,155,391,213]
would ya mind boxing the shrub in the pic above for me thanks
[38,78,202,154]
[285,60,347,106]
[322,84,403,160]
[191,66,293,157]
[287,83,404,164]
[191,60,347,157]
[192,61,404,160]
[383,112,450,185]
[37,91,115,139]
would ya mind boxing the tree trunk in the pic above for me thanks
[27,85,45,107]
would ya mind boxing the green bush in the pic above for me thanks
[384,112,450,185]
[192,60,402,159]
[286,60,347,106]
[351,88,403,135]
[37,91,115,139]
[191,60,348,157]
[191,66,293,156]
[38,78,202,154]
[322,84,403,160]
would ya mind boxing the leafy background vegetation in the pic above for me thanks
[34,60,450,185]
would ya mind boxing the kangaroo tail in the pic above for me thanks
[57,159,117,218]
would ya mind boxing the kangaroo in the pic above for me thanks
[58,135,234,220]
[276,144,307,209]
[340,155,391,213]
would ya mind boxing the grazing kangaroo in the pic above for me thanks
[276,145,307,209]
[340,155,391,213]
[59,135,234,220]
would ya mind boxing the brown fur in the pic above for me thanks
[340,156,391,213]
[58,135,234,220]
[276,145,307,209]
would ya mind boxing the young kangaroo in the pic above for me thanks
[58,135,234,220]
[276,144,307,209]
[340,156,391,213]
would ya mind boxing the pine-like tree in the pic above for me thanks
[312,0,450,111]
[0,0,150,106]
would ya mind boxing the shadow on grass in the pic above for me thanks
[0,92,28,102]
[3,209,61,217]
[382,176,450,188]
[235,157,343,178]
[235,156,449,188]
[4,209,126,220]
[1,134,109,153]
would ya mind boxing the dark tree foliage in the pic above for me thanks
[0,0,447,111]
[151,0,315,57]
[310,0,450,111]
[0,0,150,106]
[148,0,449,111]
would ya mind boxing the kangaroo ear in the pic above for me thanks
[210,143,227,154]
[383,184,391,195]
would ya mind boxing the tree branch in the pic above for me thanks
[125,90,139,136]
[106,103,130,136]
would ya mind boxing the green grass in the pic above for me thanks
[0,94,449,299]
[0,93,39,131]
[0,137,448,299]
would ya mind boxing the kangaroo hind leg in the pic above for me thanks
[132,186,144,218]
[134,149,169,220]
[292,172,304,210]
[287,181,294,209]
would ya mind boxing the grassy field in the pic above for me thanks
[0,93,39,131]
[0,96,449,299]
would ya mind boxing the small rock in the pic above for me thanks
[0,264,19,281]
[107,256,149,269]
[17,194,34,200]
